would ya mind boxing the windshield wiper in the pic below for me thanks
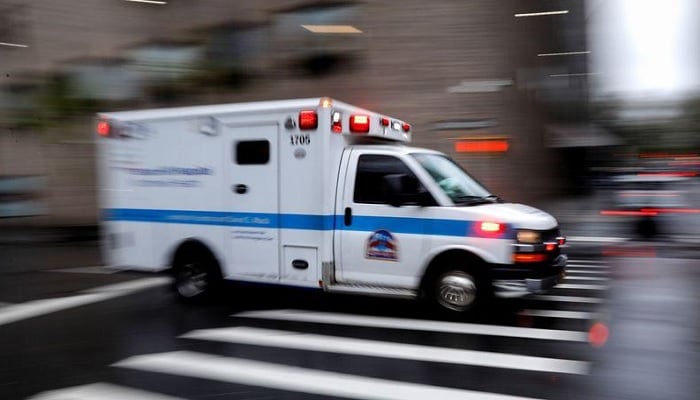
[453,195,493,206]
[483,194,504,203]
[453,194,503,206]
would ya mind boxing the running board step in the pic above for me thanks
[325,283,417,299]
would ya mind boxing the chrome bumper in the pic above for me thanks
[493,254,567,298]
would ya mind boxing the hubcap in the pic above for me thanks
[176,262,208,298]
[437,271,477,311]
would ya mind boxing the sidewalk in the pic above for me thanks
[0,225,99,245]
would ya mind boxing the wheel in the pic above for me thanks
[424,265,490,317]
[435,270,478,312]
[173,248,221,302]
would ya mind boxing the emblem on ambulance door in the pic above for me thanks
[366,230,398,261]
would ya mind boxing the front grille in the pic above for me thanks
[541,227,561,243]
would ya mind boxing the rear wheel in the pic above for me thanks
[173,247,222,302]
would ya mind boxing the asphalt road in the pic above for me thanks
[0,243,698,400]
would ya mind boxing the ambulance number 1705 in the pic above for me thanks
[290,134,310,146]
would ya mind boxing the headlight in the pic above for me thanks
[517,230,541,244]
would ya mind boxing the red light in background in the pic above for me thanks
[97,120,110,137]
[401,122,411,133]
[639,152,697,158]
[640,208,700,214]
[380,117,390,127]
[455,140,509,153]
[637,171,696,177]
[589,322,609,348]
[600,210,658,217]
[545,243,556,252]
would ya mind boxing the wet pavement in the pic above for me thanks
[0,243,698,399]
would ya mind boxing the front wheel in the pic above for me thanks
[436,270,478,312]
[425,268,490,316]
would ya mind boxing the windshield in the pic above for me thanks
[411,153,497,205]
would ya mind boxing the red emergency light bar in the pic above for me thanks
[349,114,370,133]
[299,110,318,130]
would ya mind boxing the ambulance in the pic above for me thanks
[97,97,567,314]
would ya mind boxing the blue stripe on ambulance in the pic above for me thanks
[103,208,513,238]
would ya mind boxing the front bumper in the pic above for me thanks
[491,254,567,298]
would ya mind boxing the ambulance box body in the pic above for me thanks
[97,98,566,313]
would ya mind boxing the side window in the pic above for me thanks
[354,154,420,204]
[235,140,269,165]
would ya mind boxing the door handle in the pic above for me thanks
[344,207,352,226]
[233,184,248,194]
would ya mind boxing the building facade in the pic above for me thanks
[0,0,588,225]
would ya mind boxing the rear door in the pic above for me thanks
[225,124,280,280]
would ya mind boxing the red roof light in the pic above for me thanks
[299,110,318,130]
[349,114,370,133]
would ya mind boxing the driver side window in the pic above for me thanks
[353,154,420,204]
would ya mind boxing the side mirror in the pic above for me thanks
[384,174,432,207]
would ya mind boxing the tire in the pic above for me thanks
[426,267,490,317]
[172,247,222,303]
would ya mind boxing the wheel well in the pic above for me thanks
[419,249,486,296]
[171,239,221,272]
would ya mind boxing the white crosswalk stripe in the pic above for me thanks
[528,295,604,304]
[27,383,187,400]
[565,269,610,274]
[234,309,588,342]
[29,258,610,400]
[555,283,609,290]
[114,351,547,400]
[567,263,610,269]
[519,309,597,320]
[567,259,606,264]
[181,327,589,374]
[565,275,610,281]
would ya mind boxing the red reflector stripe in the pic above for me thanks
[455,140,509,153]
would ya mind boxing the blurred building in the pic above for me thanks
[0,0,591,226]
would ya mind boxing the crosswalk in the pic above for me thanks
[27,258,610,400]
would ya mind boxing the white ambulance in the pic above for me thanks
[97,97,566,314]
